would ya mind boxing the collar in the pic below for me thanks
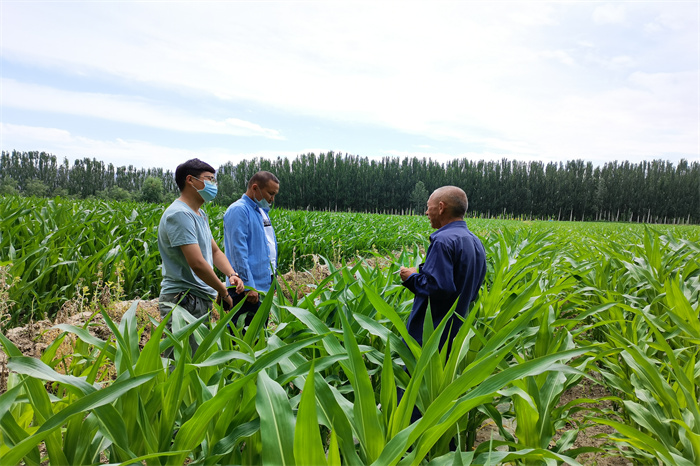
[429,219,467,240]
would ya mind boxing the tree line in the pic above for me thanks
[1,150,698,224]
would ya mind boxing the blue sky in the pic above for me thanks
[1,1,698,170]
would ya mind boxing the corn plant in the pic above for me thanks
[2,200,700,465]
[574,227,700,464]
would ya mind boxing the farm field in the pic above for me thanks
[1,195,699,465]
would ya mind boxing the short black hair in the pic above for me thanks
[175,159,216,191]
[247,171,280,190]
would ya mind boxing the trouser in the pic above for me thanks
[227,289,261,333]
[159,291,212,358]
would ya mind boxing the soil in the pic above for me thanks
[0,299,160,394]
[473,372,630,465]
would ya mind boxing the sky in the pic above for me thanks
[1,1,698,170]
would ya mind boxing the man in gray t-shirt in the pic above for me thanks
[159,200,217,299]
[157,158,243,356]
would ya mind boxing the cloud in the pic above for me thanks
[0,123,320,169]
[645,11,687,32]
[0,3,555,132]
[592,4,626,24]
[539,50,576,66]
[586,53,636,70]
[1,79,283,139]
[1,3,697,167]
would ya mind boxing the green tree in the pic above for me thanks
[24,179,49,198]
[214,173,240,207]
[51,187,70,198]
[140,176,164,203]
[594,175,607,218]
[98,186,133,202]
[409,181,429,215]
[0,176,19,196]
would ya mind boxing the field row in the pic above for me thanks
[1,208,699,464]
[3,195,699,327]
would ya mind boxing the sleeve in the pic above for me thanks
[224,205,256,289]
[402,241,457,297]
[164,211,198,247]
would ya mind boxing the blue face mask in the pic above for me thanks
[193,177,218,202]
[254,186,271,210]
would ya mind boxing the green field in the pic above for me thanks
[1,195,699,464]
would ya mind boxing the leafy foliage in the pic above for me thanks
[1,216,698,464]
[3,150,699,222]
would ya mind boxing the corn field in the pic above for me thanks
[1,195,699,465]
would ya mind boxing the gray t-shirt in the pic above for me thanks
[158,199,216,299]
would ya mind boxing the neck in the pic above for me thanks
[438,217,462,228]
[178,189,204,213]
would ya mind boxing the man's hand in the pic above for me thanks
[219,292,234,311]
[229,275,245,294]
[399,266,417,281]
[245,290,260,304]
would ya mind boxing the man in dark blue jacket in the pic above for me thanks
[399,186,486,350]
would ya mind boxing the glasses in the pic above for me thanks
[193,175,217,185]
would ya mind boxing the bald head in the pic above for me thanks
[432,186,468,219]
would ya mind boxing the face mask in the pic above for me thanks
[193,177,218,202]
[254,186,271,210]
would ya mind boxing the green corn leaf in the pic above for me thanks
[312,375,364,466]
[327,429,342,466]
[170,373,256,465]
[243,280,276,347]
[595,418,695,466]
[380,339,397,429]
[409,348,590,464]
[8,356,96,394]
[53,323,116,359]
[0,371,157,466]
[293,362,327,466]
[210,419,260,458]
[0,333,69,465]
[363,284,421,358]
[246,334,325,375]
[338,309,385,463]
[664,277,700,337]
[256,369,296,466]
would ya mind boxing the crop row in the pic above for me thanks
[1,220,699,464]
[3,195,699,327]
[0,196,431,325]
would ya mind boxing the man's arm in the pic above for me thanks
[211,239,244,294]
[401,243,457,296]
[180,243,233,308]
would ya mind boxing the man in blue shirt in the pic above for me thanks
[400,186,486,350]
[223,171,280,328]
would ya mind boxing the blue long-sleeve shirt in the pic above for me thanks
[402,220,486,348]
[223,194,277,292]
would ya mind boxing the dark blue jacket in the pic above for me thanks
[402,220,487,348]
